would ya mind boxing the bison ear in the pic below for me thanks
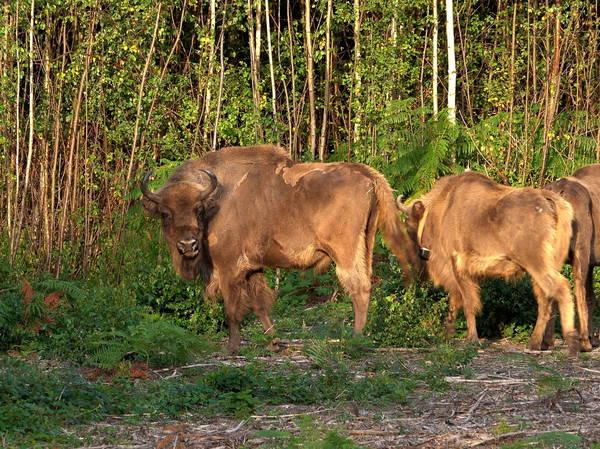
[141,196,161,217]
[412,201,426,220]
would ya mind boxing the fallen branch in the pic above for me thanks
[444,376,528,385]
[251,409,333,419]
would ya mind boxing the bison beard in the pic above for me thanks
[141,145,418,353]
[398,171,580,355]
[544,164,600,352]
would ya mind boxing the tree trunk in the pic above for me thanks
[432,0,439,115]
[318,0,333,161]
[303,0,316,158]
[539,6,561,184]
[446,0,456,124]
[265,0,277,120]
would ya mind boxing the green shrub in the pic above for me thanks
[89,320,214,369]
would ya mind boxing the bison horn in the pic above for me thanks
[197,169,218,201]
[140,170,162,204]
[396,195,410,214]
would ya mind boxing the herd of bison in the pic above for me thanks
[140,145,599,355]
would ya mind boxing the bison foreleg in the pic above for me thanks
[221,278,252,354]
[247,272,279,350]
[450,258,481,343]
[444,291,463,338]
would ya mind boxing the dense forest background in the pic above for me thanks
[0,0,599,275]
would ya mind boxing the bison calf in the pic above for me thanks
[398,171,579,354]
[141,145,418,353]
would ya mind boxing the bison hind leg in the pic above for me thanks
[529,272,578,354]
[335,265,371,335]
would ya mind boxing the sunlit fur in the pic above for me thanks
[400,171,578,354]
[544,164,600,352]
[142,145,418,352]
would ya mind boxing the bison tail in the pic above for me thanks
[370,171,420,282]
[548,194,574,269]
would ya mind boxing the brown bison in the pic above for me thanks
[544,164,600,352]
[397,171,579,354]
[141,145,418,352]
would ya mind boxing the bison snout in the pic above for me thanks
[176,238,199,257]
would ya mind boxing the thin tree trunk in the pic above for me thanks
[504,2,518,172]
[204,0,216,142]
[10,0,21,260]
[11,0,34,261]
[212,1,228,150]
[56,14,96,274]
[248,0,263,139]
[352,0,362,142]
[446,0,456,124]
[539,6,561,184]
[265,0,277,120]
[432,0,439,115]
[287,0,298,157]
[303,0,316,157]
[141,0,187,153]
[318,0,332,161]
[126,2,162,188]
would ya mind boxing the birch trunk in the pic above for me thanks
[446,0,456,124]
[432,0,439,115]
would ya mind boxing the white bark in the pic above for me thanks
[446,0,456,123]
[432,0,439,114]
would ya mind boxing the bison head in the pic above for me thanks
[397,197,428,277]
[140,169,217,281]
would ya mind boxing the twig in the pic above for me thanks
[449,390,487,425]
[444,376,528,385]
[577,366,600,375]
[251,408,333,419]
[224,420,247,433]
[346,430,402,436]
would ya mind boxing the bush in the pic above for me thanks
[367,253,447,346]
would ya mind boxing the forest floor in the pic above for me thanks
[77,339,600,449]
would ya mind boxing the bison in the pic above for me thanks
[140,145,418,352]
[544,164,600,352]
[397,171,579,354]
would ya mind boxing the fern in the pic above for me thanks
[87,321,213,369]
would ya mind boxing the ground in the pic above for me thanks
[74,339,600,449]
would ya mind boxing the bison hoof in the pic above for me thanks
[579,338,593,353]
[267,338,281,352]
[526,340,543,351]
[540,340,555,351]
[565,332,580,356]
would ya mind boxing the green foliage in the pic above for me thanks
[501,432,583,449]
[255,415,366,449]
[476,277,537,340]
[0,357,131,439]
[528,361,577,398]
[89,320,214,369]
[367,254,447,346]
[420,343,479,390]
